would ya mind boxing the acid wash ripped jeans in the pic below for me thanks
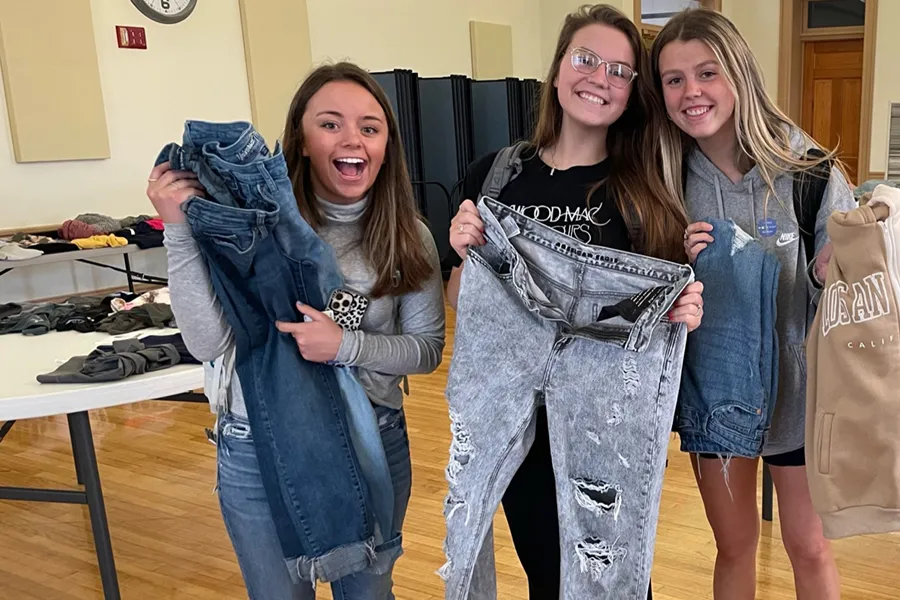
[441,198,693,599]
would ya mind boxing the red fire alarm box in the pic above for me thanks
[116,26,147,50]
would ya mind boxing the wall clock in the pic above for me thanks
[130,0,197,24]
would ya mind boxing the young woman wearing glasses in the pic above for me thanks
[444,4,704,598]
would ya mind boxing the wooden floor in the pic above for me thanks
[2,302,899,599]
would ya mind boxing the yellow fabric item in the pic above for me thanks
[72,234,128,249]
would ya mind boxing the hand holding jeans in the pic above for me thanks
[669,281,705,333]
[684,221,714,264]
[275,302,343,363]
[449,199,486,260]
[146,161,207,224]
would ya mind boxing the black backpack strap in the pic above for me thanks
[793,148,832,260]
[480,141,528,200]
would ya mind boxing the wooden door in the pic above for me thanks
[802,39,863,183]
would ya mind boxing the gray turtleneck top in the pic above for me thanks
[163,195,446,417]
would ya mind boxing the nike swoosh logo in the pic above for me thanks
[776,234,799,247]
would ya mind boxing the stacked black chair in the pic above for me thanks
[416,75,475,263]
[371,69,426,209]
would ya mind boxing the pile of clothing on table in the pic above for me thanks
[0,213,165,261]
[0,288,176,336]
[0,287,199,383]
[36,333,200,383]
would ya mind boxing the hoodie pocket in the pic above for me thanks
[816,412,835,475]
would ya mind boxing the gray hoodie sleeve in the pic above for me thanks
[334,224,446,375]
[163,223,234,362]
[807,166,858,299]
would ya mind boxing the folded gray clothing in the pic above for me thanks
[0,303,76,336]
[36,340,181,383]
[96,303,175,335]
[73,213,121,234]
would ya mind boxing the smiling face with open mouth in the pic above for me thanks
[301,80,388,204]
[657,39,736,142]
[554,23,635,132]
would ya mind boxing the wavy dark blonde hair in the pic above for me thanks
[650,8,844,208]
[534,4,688,262]
[282,62,433,297]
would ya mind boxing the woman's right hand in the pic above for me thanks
[684,221,714,264]
[146,161,207,224]
[449,199,486,260]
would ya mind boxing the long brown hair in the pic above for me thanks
[282,62,433,297]
[650,9,844,209]
[533,3,688,262]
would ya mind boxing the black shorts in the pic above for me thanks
[697,446,805,467]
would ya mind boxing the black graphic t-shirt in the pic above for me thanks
[448,146,632,269]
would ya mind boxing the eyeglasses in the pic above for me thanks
[570,47,638,88]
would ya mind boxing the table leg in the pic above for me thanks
[0,420,15,443]
[67,417,84,485]
[67,411,121,600]
[123,254,135,294]
[762,463,774,522]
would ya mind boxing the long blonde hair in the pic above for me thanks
[282,62,433,298]
[534,4,688,262]
[650,8,843,207]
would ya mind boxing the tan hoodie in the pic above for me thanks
[806,184,900,540]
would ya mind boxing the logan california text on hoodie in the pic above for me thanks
[805,184,900,540]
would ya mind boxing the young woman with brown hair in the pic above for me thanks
[446,5,704,598]
[146,62,446,599]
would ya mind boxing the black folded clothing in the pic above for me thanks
[136,333,200,364]
[113,222,164,249]
[0,302,22,319]
[95,333,200,365]
[29,242,79,254]
[37,339,181,383]
[56,307,110,333]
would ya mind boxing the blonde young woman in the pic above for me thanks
[651,9,854,600]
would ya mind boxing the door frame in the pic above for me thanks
[779,0,878,181]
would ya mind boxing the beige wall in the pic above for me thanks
[870,0,899,175]
[721,0,781,99]
[306,0,544,79]
[0,0,252,230]
[239,0,312,146]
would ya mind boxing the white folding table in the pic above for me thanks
[0,328,204,600]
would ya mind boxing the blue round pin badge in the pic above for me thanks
[757,217,777,238]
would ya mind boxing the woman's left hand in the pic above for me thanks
[814,242,834,286]
[275,302,343,363]
[669,281,704,333]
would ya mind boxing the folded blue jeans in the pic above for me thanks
[676,219,781,457]
[155,120,397,582]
